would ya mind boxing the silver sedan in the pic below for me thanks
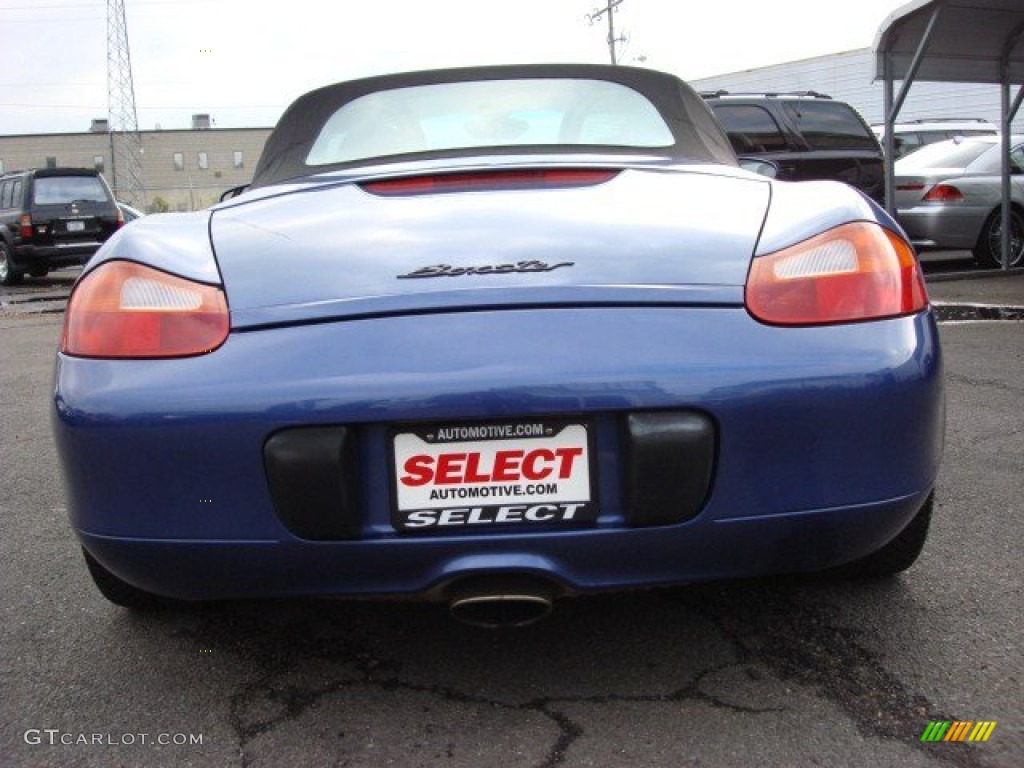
[894,134,1024,268]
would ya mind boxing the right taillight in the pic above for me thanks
[746,222,928,326]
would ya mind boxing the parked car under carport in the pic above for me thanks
[893,134,1024,268]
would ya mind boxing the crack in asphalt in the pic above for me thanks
[946,373,1023,397]
[168,604,787,767]
[661,582,990,768]
[224,670,786,768]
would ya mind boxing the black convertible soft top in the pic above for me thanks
[251,64,737,188]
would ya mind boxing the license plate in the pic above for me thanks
[66,220,85,232]
[392,420,596,532]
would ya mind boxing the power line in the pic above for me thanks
[1,16,101,21]
[0,0,214,9]
[0,102,285,110]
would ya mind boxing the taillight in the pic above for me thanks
[922,183,964,202]
[19,214,32,239]
[362,169,619,196]
[746,222,928,326]
[61,260,229,358]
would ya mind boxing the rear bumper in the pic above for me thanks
[14,241,102,268]
[54,306,945,600]
[897,205,988,250]
[78,491,932,600]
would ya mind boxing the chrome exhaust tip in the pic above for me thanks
[447,576,556,628]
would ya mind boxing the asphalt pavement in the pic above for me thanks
[0,269,1021,768]
[928,272,1024,306]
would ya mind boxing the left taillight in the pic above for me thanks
[746,222,928,326]
[922,183,964,203]
[61,260,229,358]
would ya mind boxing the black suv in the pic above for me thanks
[0,167,121,285]
[702,91,885,204]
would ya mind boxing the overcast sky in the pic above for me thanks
[1,0,910,135]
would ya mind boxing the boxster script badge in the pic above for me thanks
[392,420,596,531]
[397,260,573,279]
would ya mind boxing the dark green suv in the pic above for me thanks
[0,167,122,285]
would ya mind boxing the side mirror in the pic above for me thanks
[737,157,778,178]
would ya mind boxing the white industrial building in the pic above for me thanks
[691,47,1024,132]
[0,117,270,214]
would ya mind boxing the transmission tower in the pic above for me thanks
[107,0,146,207]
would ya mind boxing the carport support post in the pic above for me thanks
[882,3,943,215]
[1001,87,1011,270]
[1000,25,1024,271]
[883,55,896,214]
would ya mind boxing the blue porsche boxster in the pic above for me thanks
[53,64,943,626]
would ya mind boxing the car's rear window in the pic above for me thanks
[32,175,109,205]
[780,101,878,150]
[895,139,994,171]
[305,79,675,166]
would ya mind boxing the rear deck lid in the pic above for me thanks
[211,165,771,328]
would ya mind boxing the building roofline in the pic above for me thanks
[0,126,273,140]
[691,47,870,82]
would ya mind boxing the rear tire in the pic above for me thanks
[0,242,23,286]
[823,493,933,579]
[973,208,1024,269]
[82,548,168,610]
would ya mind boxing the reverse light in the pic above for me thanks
[746,222,928,326]
[362,169,619,196]
[61,260,229,358]
[922,183,964,202]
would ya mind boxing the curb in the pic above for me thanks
[932,302,1024,322]
[925,267,1024,283]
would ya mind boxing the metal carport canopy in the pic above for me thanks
[873,0,1024,269]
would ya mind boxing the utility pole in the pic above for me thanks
[587,0,626,65]
[107,0,146,208]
